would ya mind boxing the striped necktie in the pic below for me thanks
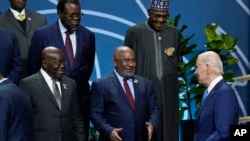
[52,79,61,110]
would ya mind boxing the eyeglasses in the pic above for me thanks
[150,11,169,19]
[45,60,67,67]
[64,12,84,19]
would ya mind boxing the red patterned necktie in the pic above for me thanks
[65,31,74,68]
[123,78,135,109]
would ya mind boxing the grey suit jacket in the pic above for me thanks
[0,9,47,77]
[19,72,85,141]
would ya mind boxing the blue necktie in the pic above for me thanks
[202,89,208,103]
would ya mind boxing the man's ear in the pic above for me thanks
[42,60,48,69]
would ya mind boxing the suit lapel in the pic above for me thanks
[25,10,32,34]
[36,72,61,110]
[132,76,140,110]
[196,80,225,118]
[71,29,81,70]
[55,22,74,71]
[5,10,24,33]
[60,78,70,112]
[111,73,134,110]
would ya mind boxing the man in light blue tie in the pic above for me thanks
[194,51,239,141]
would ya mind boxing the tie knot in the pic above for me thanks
[18,13,25,21]
[204,89,208,96]
[123,78,127,81]
[65,31,73,35]
[52,78,60,83]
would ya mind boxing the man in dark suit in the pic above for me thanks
[19,47,85,141]
[90,46,160,141]
[194,51,239,141]
[0,27,22,84]
[0,0,47,77]
[27,1,95,139]
[0,72,34,141]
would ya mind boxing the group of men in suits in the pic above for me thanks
[0,0,240,141]
[0,0,95,141]
[0,0,47,77]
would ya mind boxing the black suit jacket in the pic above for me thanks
[19,72,85,141]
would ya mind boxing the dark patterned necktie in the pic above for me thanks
[52,79,61,110]
[65,31,74,68]
[123,78,135,109]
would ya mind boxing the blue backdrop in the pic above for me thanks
[1,0,249,118]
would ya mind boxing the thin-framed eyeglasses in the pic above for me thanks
[64,12,84,19]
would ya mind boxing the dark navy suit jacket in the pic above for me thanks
[27,21,95,123]
[0,28,22,84]
[0,79,34,141]
[194,79,239,141]
[90,72,160,141]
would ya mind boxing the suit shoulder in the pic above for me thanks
[127,22,146,31]
[62,76,76,83]
[20,73,39,82]
[26,9,46,18]
[78,25,95,35]
[92,75,110,84]
[35,22,56,33]
[163,24,179,33]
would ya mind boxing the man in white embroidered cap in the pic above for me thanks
[124,0,181,141]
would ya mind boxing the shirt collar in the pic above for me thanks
[207,76,223,93]
[9,7,25,19]
[58,19,76,35]
[0,78,8,83]
[40,68,54,82]
[114,69,132,82]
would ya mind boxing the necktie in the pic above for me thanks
[202,89,208,104]
[65,31,74,68]
[52,79,61,110]
[18,13,25,21]
[123,78,135,109]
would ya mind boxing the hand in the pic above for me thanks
[110,128,123,141]
[145,122,153,141]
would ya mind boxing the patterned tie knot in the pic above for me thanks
[65,30,73,35]
[18,13,25,21]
